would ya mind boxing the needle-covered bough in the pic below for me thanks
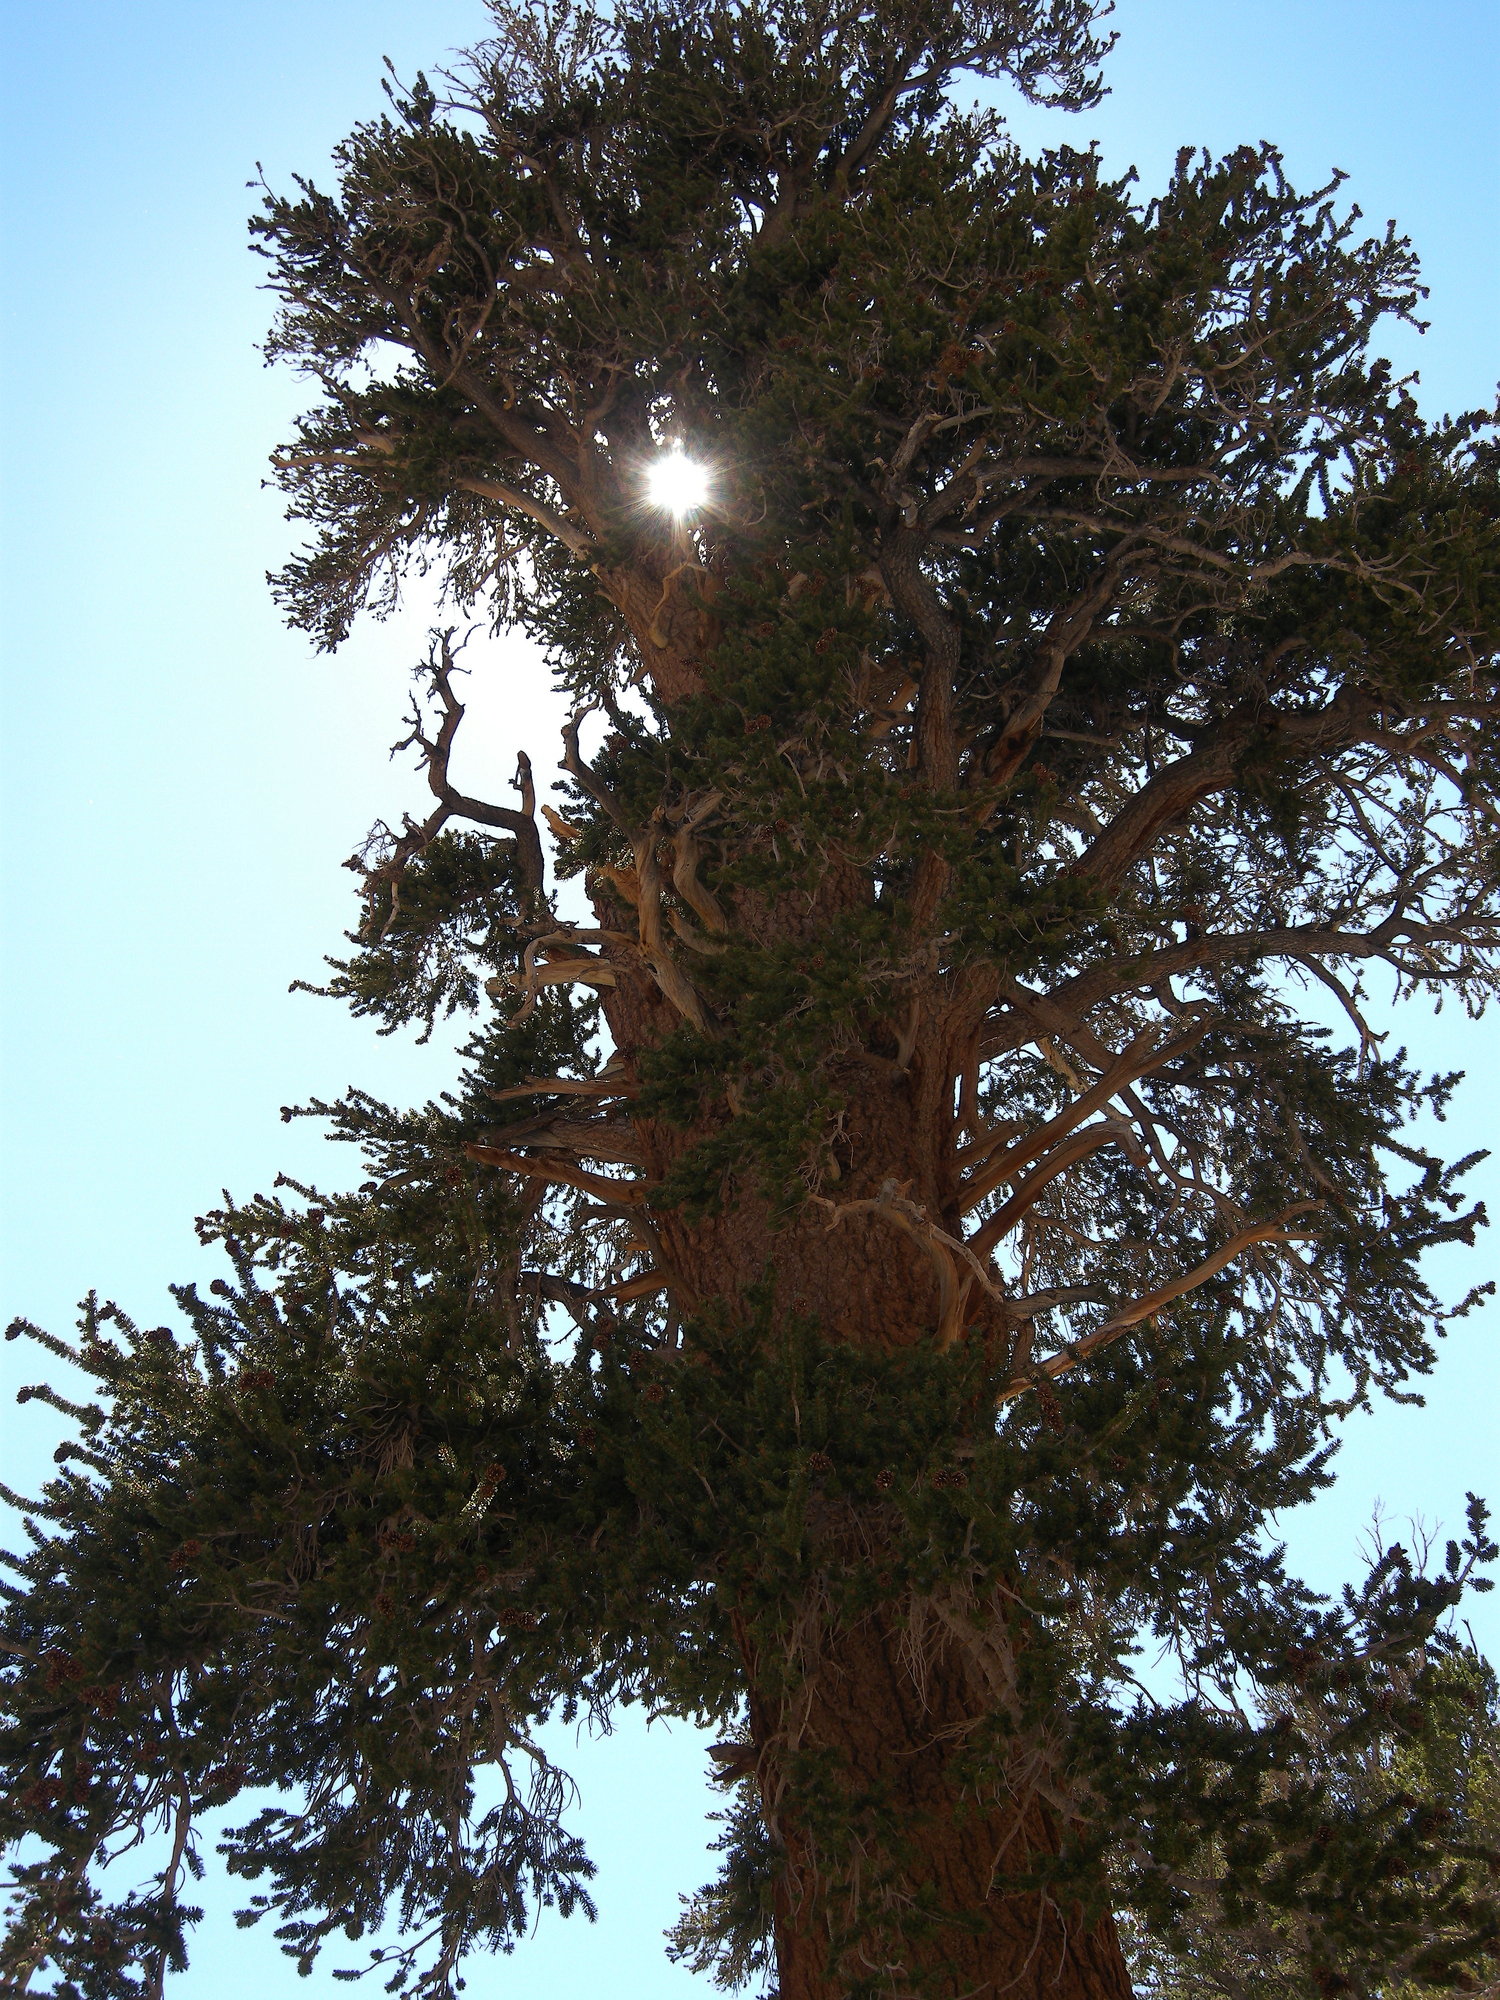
[6,4,1500,1996]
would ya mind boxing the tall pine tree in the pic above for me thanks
[5,3,1500,1995]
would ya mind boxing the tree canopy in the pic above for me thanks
[4,2,1500,1996]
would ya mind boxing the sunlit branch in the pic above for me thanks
[486,1061,637,1104]
[996,1204,1324,1407]
[455,476,597,559]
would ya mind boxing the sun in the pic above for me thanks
[644,447,711,517]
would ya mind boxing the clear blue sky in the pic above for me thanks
[1,2,1496,1992]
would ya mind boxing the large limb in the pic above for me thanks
[979,914,1497,1064]
[464,1143,650,1206]
[475,1110,643,1167]
[1071,685,1375,894]
[558,719,717,1028]
[521,1269,667,1344]
[487,1058,636,1104]
[974,556,1127,789]
[879,526,961,792]
[956,1023,1207,1197]
[965,1119,1143,1261]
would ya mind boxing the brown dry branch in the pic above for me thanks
[996,1204,1325,1408]
[356,630,546,925]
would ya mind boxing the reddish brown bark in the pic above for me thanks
[743,1608,1135,2000]
[602,947,994,1352]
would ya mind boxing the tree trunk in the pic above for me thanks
[742,1606,1136,2000]
[597,795,1134,1997]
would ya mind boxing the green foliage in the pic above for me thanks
[1120,1642,1500,1999]
[304,827,529,1038]
[667,1774,781,1993]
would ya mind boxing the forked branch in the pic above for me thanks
[357,630,546,924]
[815,1181,1005,1351]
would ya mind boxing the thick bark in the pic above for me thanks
[601,948,995,1351]
[744,1607,1135,2000]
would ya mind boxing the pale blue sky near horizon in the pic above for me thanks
[1,1,1497,1992]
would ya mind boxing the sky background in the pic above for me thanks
[1,0,1497,1991]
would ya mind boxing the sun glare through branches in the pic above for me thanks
[644,446,710,516]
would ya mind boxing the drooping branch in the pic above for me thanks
[454,474,597,560]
